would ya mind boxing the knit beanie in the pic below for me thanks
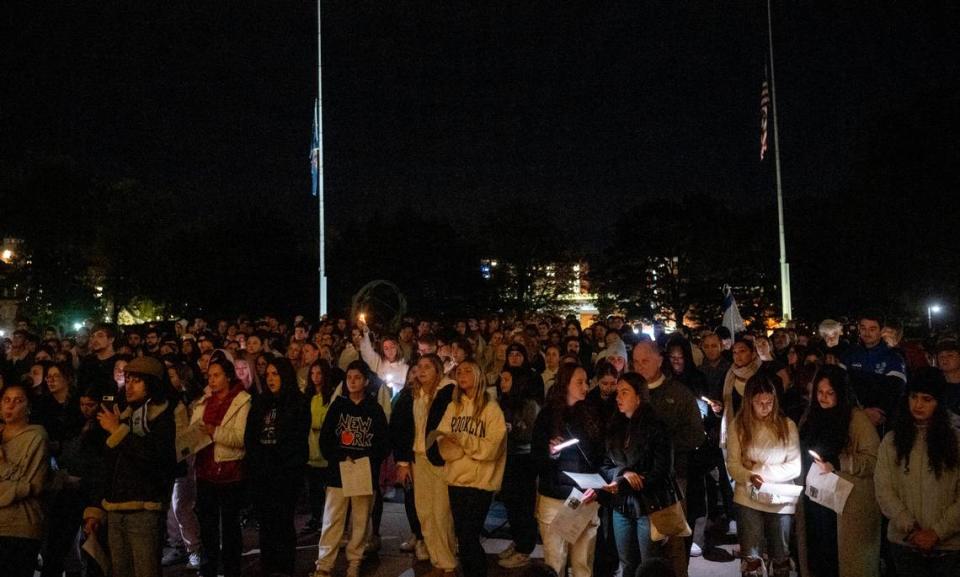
[906,367,946,403]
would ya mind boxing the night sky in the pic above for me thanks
[2,2,959,318]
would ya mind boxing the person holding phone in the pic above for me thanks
[532,363,604,577]
[799,365,880,577]
[87,355,177,577]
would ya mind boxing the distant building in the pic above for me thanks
[0,238,27,332]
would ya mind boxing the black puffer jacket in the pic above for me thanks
[601,409,674,518]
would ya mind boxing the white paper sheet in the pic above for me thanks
[805,467,854,514]
[340,456,374,497]
[751,482,803,505]
[563,471,609,490]
[175,421,213,462]
[552,488,600,543]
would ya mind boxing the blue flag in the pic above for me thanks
[310,99,320,197]
[722,285,746,336]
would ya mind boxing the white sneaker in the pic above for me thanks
[399,535,417,552]
[690,543,703,557]
[187,551,202,569]
[415,540,430,561]
[498,552,530,569]
[497,543,516,560]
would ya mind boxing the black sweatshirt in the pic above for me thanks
[320,392,390,488]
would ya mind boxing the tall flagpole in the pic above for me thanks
[317,1,327,317]
[766,0,791,322]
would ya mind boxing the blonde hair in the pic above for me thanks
[452,360,490,422]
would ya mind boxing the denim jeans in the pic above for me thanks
[106,509,164,577]
[890,543,960,577]
[737,506,791,563]
[611,511,658,577]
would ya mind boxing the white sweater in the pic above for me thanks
[726,418,802,514]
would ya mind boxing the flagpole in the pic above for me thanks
[766,0,791,322]
[316,1,327,318]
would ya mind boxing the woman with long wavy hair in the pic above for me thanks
[875,368,960,576]
[725,371,801,577]
[532,362,604,577]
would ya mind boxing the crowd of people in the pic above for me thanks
[1,310,959,577]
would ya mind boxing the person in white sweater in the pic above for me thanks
[725,371,801,577]
[434,360,507,577]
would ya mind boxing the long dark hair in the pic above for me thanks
[545,363,600,440]
[891,370,959,478]
[607,372,652,450]
[799,365,853,462]
[308,359,336,404]
[265,357,301,403]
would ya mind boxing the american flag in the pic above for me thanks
[760,80,770,161]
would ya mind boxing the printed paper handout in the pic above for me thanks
[552,488,600,543]
[805,467,854,514]
[340,456,374,497]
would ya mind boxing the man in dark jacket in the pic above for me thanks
[632,340,705,577]
[85,355,176,577]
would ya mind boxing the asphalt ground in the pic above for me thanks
[161,492,743,577]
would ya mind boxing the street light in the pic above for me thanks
[928,304,943,331]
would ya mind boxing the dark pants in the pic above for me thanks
[448,486,493,577]
[255,474,301,576]
[805,496,838,577]
[197,479,245,577]
[501,453,538,554]
[889,543,960,577]
[41,487,85,577]
[372,486,383,536]
[403,483,422,539]
[306,466,327,522]
[0,536,42,577]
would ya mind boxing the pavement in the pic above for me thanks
[163,494,742,577]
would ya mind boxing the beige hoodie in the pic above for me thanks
[0,424,49,540]
[436,394,507,492]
